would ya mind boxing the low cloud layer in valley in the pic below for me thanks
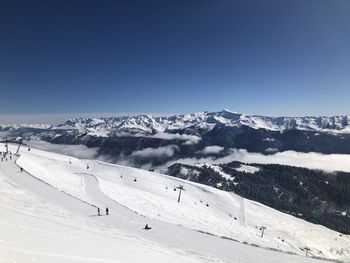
[130,145,179,158]
[158,149,350,173]
[200,145,224,154]
[24,140,99,160]
[24,140,350,173]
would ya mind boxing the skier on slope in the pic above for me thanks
[97,208,101,216]
[144,224,152,230]
[106,207,109,215]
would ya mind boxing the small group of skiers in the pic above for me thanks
[1,151,12,162]
[96,206,152,230]
[97,207,109,216]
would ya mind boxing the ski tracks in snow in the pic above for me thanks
[232,193,246,226]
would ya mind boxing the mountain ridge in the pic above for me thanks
[2,109,350,165]
[1,110,350,136]
[54,109,350,137]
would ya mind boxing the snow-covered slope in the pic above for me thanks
[0,160,203,263]
[0,183,206,263]
[0,143,347,262]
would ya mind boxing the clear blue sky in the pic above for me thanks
[0,0,349,117]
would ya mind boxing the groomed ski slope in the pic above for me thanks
[0,143,349,263]
[0,166,202,263]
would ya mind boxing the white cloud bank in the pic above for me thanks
[24,140,99,159]
[201,146,224,154]
[131,145,179,158]
[234,150,350,173]
[24,140,350,173]
[158,149,350,173]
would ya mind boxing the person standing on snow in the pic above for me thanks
[106,207,109,215]
[97,208,101,216]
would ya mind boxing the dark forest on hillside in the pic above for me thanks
[167,162,350,234]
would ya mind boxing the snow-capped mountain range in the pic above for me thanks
[53,109,350,137]
[1,110,350,137]
[2,109,350,162]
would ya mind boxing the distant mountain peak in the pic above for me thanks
[221,109,241,114]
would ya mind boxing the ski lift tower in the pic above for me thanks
[303,247,311,257]
[176,185,185,203]
[5,137,8,154]
[16,138,23,154]
[260,226,266,237]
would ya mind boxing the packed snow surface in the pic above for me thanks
[1,143,349,262]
